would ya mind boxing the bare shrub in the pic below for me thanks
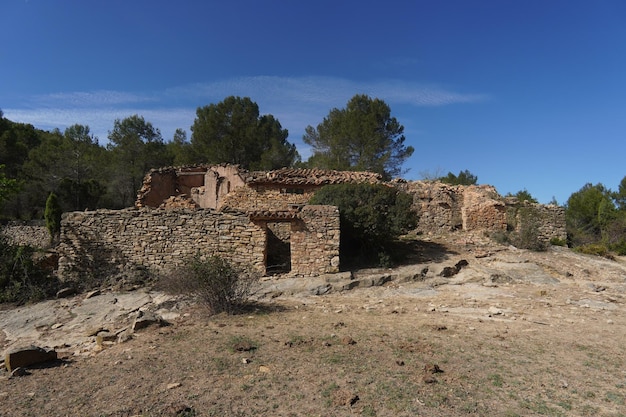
[160,255,259,315]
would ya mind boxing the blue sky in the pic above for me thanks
[2,0,626,204]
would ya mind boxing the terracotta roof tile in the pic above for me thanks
[244,168,382,185]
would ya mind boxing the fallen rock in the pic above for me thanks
[131,311,165,331]
[4,345,57,372]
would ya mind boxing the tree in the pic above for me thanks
[439,170,478,186]
[0,164,19,206]
[309,183,417,267]
[303,94,414,179]
[507,189,538,203]
[566,183,614,246]
[190,96,299,170]
[107,115,172,207]
[614,175,626,211]
[44,192,62,244]
[167,128,193,166]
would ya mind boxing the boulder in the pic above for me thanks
[5,345,57,372]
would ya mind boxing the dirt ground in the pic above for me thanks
[1,233,626,417]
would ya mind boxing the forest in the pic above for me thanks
[1,94,626,257]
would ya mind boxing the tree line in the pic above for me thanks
[0,94,412,218]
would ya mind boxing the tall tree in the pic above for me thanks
[167,128,192,166]
[303,94,414,179]
[190,96,299,170]
[107,115,171,208]
[566,183,614,246]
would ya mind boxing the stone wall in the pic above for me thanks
[0,221,50,249]
[395,181,566,241]
[508,201,567,243]
[57,205,340,283]
[290,205,340,276]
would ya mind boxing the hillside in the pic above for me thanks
[1,232,626,417]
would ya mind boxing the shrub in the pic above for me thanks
[309,183,417,267]
[574,243,612,258]
[160,255,259,315]
[0,236,58,304]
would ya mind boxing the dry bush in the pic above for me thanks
[159,254,259,315]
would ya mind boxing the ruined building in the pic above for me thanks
[56,165,566,282]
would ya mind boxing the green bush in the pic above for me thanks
[0,236,57,304]
[549,237,567,247]
[309,183,417,267]
[160,255,259,315]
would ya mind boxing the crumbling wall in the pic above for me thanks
[508,201,567,243]
[395,181,564,241]
[461,186,507,232]
[220,184,317,212]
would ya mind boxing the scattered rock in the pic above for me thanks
[488,306,504,316]
[132,311,166,331]
[423,375,438,384]
[332,389,359,406]
[166,382,181,390]
[341,336,356,345]
[424,363,443,374]
[117,329,133,343]
[311,284,332,296]
[440,266,459,278]
[56,287,76,299]
[84,289,101,299]
[9,367,30,378]
[259,365,270,373]
[4,345,57,372]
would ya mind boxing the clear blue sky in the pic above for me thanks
[2,0,626,204]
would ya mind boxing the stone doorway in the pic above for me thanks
[265,222,291,275]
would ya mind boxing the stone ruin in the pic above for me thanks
[52,164,566,282]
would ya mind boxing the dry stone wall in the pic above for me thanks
[57,205,340,283]
[0,221,50,249]
[290,205,340,275]
[57,208,266,283]
[509,201,567,243]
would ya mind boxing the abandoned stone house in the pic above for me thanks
[55,164,566,282]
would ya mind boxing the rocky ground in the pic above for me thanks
[1,232,626,417]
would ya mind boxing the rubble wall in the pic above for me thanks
[220,184,317,212]
[57,208,267,282]
[510,203,568,242]
[290,205,340,275]
[395,181,565,241]
[0,221,50,248]
[57,205,340,282]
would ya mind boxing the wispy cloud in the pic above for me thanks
[3,75,489,147]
